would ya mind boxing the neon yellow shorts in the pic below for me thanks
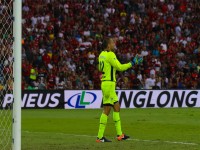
[101,81,118,105]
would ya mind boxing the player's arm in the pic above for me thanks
[108,52,132,71]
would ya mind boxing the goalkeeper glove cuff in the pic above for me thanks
[131,55,143,66]
[130,61,135,66]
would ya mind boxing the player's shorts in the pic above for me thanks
[101,81,118,105]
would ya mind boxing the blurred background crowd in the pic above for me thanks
[1,0,200,90]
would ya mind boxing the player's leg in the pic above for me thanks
[113,100,130,141]
[97,105,111,138]
[96,82,112,142]
[110,83,123,137]
[113,102,122,136]
[96,105,112,142]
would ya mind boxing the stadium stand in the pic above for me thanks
[18,0,200,90]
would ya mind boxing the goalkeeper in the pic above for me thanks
[96,38,143,142]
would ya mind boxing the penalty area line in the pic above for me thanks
[23,130,198,146]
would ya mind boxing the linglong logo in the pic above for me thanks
[66,91,97,108]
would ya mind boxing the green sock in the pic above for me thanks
[97,113,108,139]
[113,112,122,136]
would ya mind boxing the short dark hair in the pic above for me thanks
[102,38,112,50]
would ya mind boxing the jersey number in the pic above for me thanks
[99,61,104,72]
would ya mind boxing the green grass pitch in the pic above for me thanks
[22,108,200,150]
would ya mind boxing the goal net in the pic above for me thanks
[0,0,21,150]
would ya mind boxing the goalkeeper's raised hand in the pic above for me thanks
[131,55,143,66]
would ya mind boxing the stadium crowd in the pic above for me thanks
[2,0,200,90]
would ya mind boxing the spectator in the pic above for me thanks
[29,65,38,86]
[38,78,46,90]
[145,74,155,89]
[17,0,200,90]
[132,77,142,90]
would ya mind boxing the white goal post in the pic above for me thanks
[13,0,22,150]
[0,0,21,150]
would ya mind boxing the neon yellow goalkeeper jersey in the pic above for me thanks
[98,51,132,82]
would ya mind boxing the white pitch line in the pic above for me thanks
[127,138,198,146]
[23,131,198,146]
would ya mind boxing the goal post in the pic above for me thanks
[0,0,21,150]
[13,0,22,150]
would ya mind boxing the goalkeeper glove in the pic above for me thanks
[131,55,143,66]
